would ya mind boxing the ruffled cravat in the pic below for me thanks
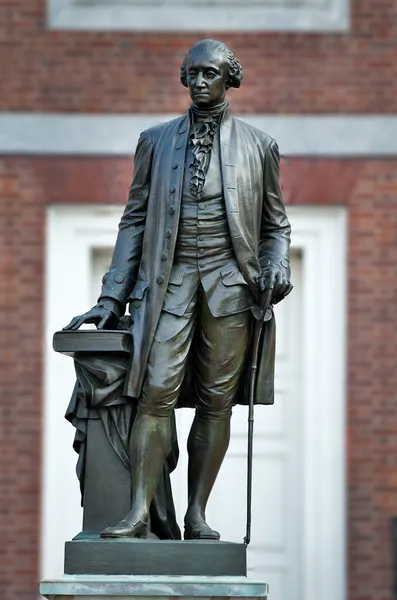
[189,102,229,198]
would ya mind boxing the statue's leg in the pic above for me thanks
[185,416,229,540]
[101,302,196,539]
[184,301,251,540]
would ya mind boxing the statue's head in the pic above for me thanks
[180,39,243,108]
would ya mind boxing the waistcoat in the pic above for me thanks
[162,127,254,318]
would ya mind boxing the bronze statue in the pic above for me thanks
[64,39,292,541]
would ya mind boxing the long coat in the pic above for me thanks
[99,109,291,405]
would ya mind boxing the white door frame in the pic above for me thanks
[42,204,347,600]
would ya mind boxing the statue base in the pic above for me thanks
[65,536,246,577]
[40,575,268,600]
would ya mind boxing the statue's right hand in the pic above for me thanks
[63,305,117,331]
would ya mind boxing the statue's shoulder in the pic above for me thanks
[142,115,187,144]
[232,116,275,150]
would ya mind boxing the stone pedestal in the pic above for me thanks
[40,575,269,600]
[65,537,246,577]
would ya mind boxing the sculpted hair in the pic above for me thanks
[180,40,243,89]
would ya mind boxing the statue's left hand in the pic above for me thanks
[258,268,293,304]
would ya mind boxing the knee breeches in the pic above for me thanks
[139,291,251,420]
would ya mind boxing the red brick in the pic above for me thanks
[1,1,397,599]
[1,157,397,600]
[0,2,396,113]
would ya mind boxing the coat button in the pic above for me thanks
[165,229,172,238]
[161,252,168,262]
[198,235,204,241]
[199,204,205,210]
[156,275,165,285]
[173,162,178,169]
[199,248,204,255]
[114,273,124,284]
[170,185,176,193]
[169,206,176,215]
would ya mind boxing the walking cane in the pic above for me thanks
[244,287,273,546]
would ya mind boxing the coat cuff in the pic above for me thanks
[97,297,123,319]
[98,270,135,308]
[259,252,291,279]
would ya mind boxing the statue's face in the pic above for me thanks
[185,46,228,108]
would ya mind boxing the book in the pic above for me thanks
[53,330,132,356]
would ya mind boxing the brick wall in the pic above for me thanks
[1,0,397,599]
[285,158,397,598]
[1,156,397,599]
[0,158,128,599]
[0,0,396,114]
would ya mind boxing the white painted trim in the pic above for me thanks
[43,205,347,600]
[42,206,122,579]
[289,206,347,600]
[1,113,396,156]
[47,0,349,32]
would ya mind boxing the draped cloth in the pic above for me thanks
[65,322,181,540]
[188,101,228,198]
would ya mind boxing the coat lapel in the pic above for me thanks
[220,112,245,258]
[172,114,190,212]
[220,111,239,214]
[220,111,261,284]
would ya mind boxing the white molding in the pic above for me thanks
[43,205,347,600]
[1,113,396,157]
[289,206,347,600]
[47,0,349,32]
[42,205,121,579]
